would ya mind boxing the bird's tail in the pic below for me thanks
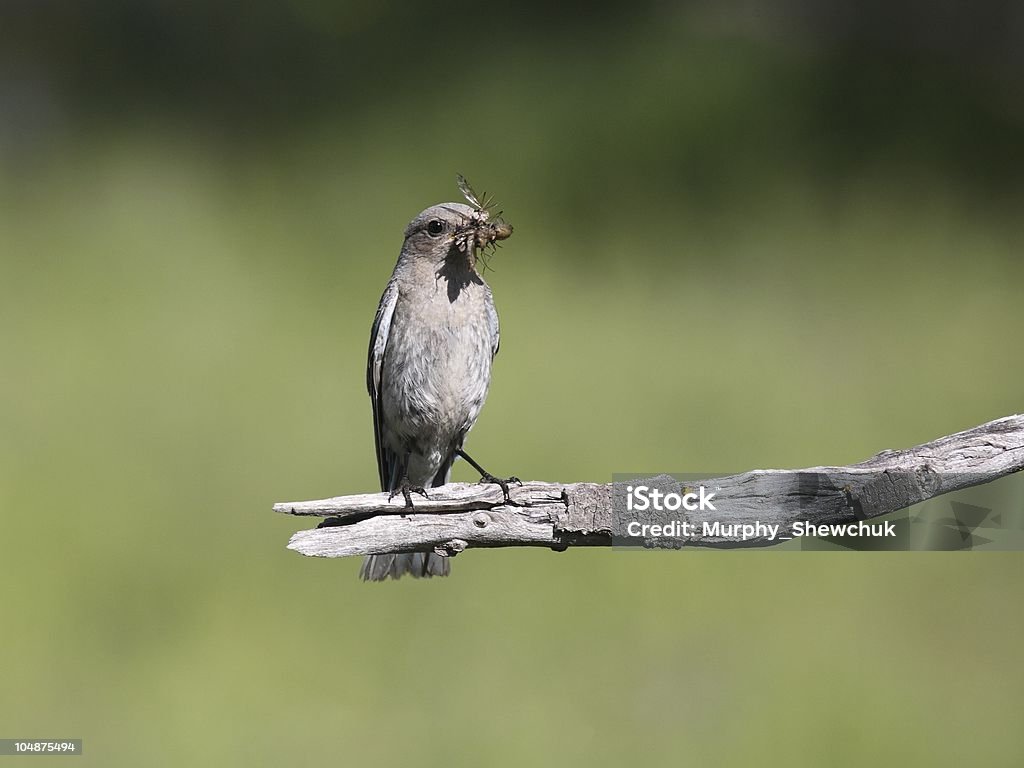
[359,454,456,582]
[359,552,450,581]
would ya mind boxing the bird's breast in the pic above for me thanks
[380,286,494,438]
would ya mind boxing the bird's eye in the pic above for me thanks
[426,219,446,237]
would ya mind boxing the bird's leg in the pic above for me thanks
[388,452,429,509]
[457,449,521,503]
[392,479,428,509]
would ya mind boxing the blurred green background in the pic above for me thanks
[2,2,1023,765]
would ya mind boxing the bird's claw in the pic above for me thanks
[479,473,522,504]
[389,482,429,509]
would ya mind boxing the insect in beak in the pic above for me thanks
[490,222,513,242]
[454,174,513,272]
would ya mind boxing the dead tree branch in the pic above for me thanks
[276,414,1024,558]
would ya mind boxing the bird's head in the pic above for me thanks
[401,177,513,274]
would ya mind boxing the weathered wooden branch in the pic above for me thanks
[276,414,1024,558]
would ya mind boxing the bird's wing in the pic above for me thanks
[367,278,400,492]
[486,287,500,358]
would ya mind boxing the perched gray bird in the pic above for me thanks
[359,176,518,581]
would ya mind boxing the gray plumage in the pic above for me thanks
[360,201,506,581]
